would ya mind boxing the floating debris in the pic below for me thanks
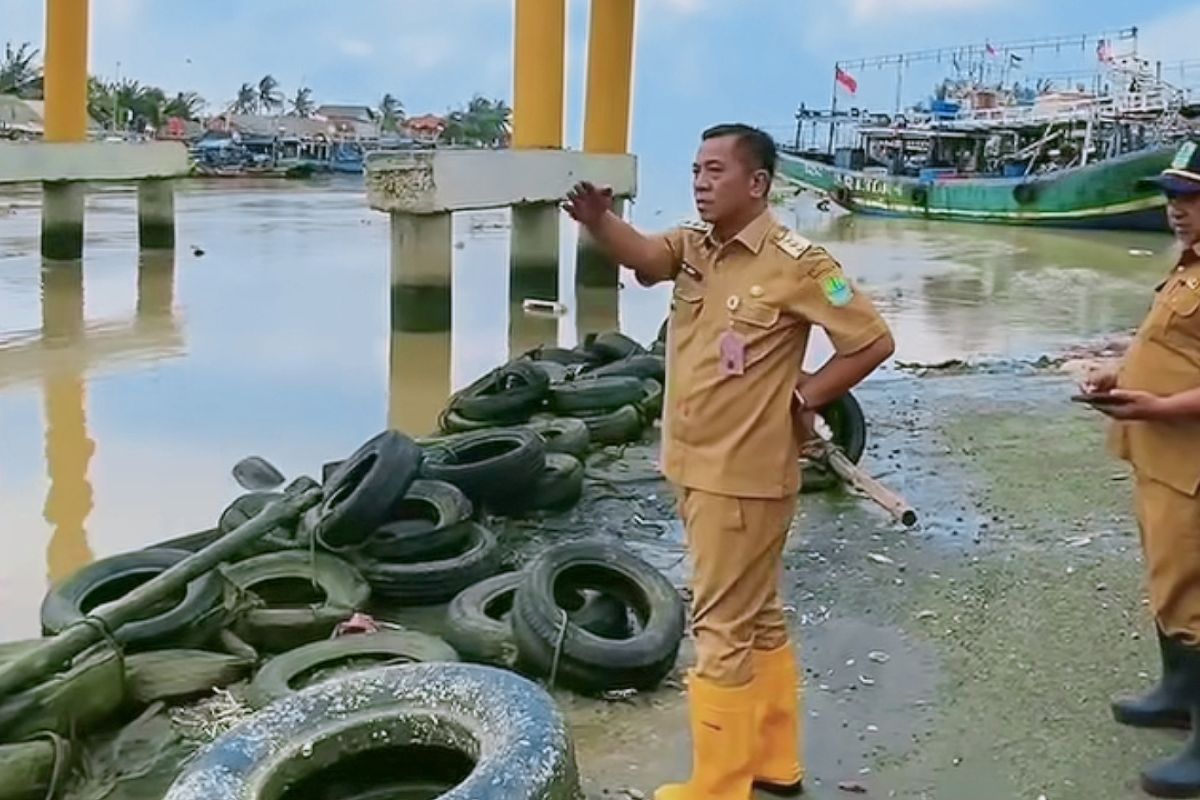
[916,610,938,620]
[1129,248,1154,257]
[838,780,869,793]
[868,651,891,664]
[858,674,876,687]
[866,553,895,566]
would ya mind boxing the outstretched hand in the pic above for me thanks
[563,181,614,226]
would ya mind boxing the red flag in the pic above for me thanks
[835,66,858,95]
[1096,39,1113,63]
[986,42,997,57]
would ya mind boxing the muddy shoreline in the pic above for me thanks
[59,358,1166,800]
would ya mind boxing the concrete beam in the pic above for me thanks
[366,149,637,215]
[0,142,189,185]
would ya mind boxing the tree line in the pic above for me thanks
[2,41,512,146]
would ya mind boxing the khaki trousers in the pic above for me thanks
[677,487,798,686]
[1136,471,1200,644]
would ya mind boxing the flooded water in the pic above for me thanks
[0,177,1175,641]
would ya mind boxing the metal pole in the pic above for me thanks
[828,65,839,154]
[895,59,904,114]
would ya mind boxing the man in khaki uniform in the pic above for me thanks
[1083,140,1200,798]
[565,124,894,800]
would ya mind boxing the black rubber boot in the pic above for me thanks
[1113,629,1192,730]
[1141,646,1200,798]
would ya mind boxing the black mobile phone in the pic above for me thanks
[1071,392,1132,406]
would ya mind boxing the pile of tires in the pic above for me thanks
[438,329,665,449]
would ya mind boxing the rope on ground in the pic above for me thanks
[28,730,69,800]
[76,616,125,674]
[547,607,570,690]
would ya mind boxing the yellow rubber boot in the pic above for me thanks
[655,672,756,800]
[751,644,805,795]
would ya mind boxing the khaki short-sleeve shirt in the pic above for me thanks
[654,209,891,498]
[1109,243,1200,495]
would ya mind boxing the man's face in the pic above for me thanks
[1167,192,1200,247]
[692,135,769,224]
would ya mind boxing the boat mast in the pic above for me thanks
[828,63,839,154]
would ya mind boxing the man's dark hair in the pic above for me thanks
[701,123,777,180]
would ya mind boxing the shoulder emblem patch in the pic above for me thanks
[821,273,854,307]
[774,230,812,259]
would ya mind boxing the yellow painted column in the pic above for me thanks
[43,0,90,143]
[582,0,636,155]
[512,0,566,149]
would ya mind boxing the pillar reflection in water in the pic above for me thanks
[574,199,622,340]
[39,258,94,585]
[509,204,560,358]
[135,249,176,327]
[388,213,453,436]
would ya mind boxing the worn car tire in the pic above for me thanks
[421,429,546,503]
[247,630,460,709]
[800,460,842,493]
[222,551,371,653]
[0,646,125,743]
[491,454,584,515]
[0,740,61,800]
[820,391,867,465]
[437,406,500,434]
[581,331,646,363]
[636,378,664,422]
[569,405,645,446]
[550,376,646,414]
[319,431,422,548]
[351,521,503,606]
[40,549,223,650]
[524,359,572,384]
[512,541,685,693]
[524,416,591,459]
[451,362,549,423]
[526,345,598,366]
[355,480,474,563]
[583,354,666,383]
[446,572,630,666]
[165,664,581,800]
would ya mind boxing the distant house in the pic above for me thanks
[315,104,379,139]
[404,114,447,144]
[0,94,103,138]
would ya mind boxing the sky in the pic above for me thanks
[2,0,1199,212]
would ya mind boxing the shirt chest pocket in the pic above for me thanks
[1163,279,1200,339]
[671,274,705,324]
[730,300,781,331]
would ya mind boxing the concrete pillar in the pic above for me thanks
[575,286,621,343]
[509,203,560,357]
[388,329,452,437]
[390,212,452,333]
[43,0,90,143]
[135,249,176,327]
[43,370,95,585]
[137,179,176,251]
[513,0,566,149]
[41,181,85,262]
[582,0,636,156]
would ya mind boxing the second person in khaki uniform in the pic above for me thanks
[565,124,894,800]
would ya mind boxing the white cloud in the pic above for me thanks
[392,33,458,71]
[335,38,375,58]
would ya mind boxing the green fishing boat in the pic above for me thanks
[777,28,1198,232]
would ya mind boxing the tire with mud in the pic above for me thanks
[523,416,591,459]
[636,379,664,422]
[164,664,581,800]
[446,572,630,666]
[569,405,644,446]
[0,741,61,800]
[421,429,546,504]
[222,551,371,653]
[218,492,303,552]
[344,480,473,563]
[582,354,666,383]
[582,331,647,363]
[246,630,460,708]
[125,650,254,705]
[512,541,685,693]
[319,431,422,548]
[549,376,645,414]
[490,454,584,516]
[819,391,867,464]
[350,521,503,606]
[450,362,550,423]
[40,549,223,650]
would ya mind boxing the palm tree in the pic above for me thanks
[378,93,404,133]
[289,86,314,117]
[163,91,205,121]
[233,83,258,114]
[257,74,283,114]
[0,42,41,97]
[87,76,114,127]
